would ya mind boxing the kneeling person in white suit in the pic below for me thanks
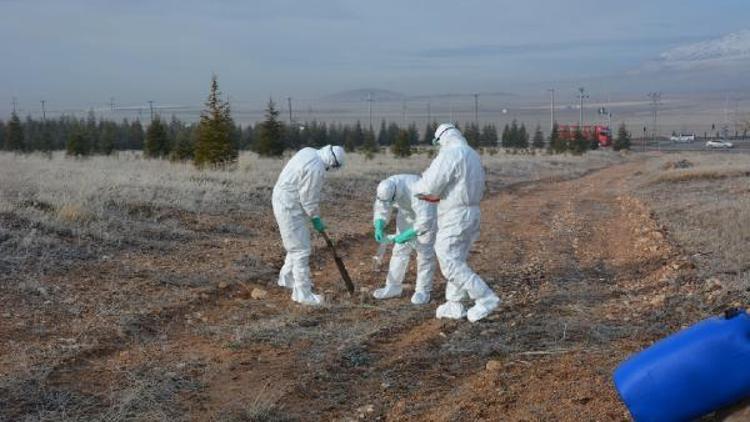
[372,174,437,305]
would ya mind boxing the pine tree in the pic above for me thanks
[66,126,91,157]
[532,124,545,149]
[39,123,54,153]
[283,123,301,150]
[130,120,145,150]
[391,129,412,158]
[171,128,195,161]
[614,123,631,151]
[377,120,388,145]
[518,123,529,148]
[254,97,285,157]
[5,113,25,151]
[361,128,378,159]
[480,124,498,147]
[86,110,99,152]
[572,127,588,155]
[407,123,419,145]
[194,75,238,165]
[549,122,565,153]
[99,121,116,155]
[509,120,520,148]
[144,116,170,158]
[385,122,400,146]
[239,124,254,150]
[463,122,480,148]
[501,124,511,148]
[423,121,438,144]
[353,121,365,148]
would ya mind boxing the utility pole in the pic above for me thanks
[287,96,293,125]
[40,100,46,122]
[366,92,374,130]
[473,93,479,126]
[427,102,431,124]
[576,87,588,128]
[110,97,115,113]
[449,100,454,123]
[147,100,154,121]
[647,92,662,147]
[547,89,555,131]
[11,97,17,114]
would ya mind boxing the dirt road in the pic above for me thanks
[2,158,707,421]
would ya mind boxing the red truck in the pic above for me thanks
[558,125,612,147]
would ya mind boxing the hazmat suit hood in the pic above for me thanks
[317,145,345,171]
[432,123,467,147]
[376,178,397,202]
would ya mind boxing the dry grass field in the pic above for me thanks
[2,148,749,421]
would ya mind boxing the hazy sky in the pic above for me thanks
[1,0,749,117]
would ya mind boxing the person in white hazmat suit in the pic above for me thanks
[412,123,500,322]
[372,174,437,305]
[272,145,345,306]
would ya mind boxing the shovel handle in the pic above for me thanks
[319,231,355,295]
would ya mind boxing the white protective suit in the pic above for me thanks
[412,124,500,322]
[372,174,437,305]
[272,145,345,306]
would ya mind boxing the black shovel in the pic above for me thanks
[320,231,355,295]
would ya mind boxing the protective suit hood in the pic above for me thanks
[433,123,467,147]
[376,178,397,202]
[317,145,345,171]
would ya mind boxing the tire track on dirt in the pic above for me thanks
[387,161,693,421]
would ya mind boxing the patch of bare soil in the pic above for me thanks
[1,158,720,421]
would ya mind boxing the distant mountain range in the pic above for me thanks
[321,88,516,103]
[321,89,405,103]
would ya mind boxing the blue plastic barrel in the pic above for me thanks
[614,309,750,422]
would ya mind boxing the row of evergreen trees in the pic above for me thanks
[2,77,631,164]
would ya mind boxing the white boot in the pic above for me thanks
[373,284,403,300]
[467,294,500,322]
[372,284,403,299]
[465,276,500,322]
[436,301,466,319]
[291,286,324,306]
[411,290,431,305]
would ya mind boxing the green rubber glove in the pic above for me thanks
[393,227,417,244]
[374,219,386,243]
[311,216,326,233]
